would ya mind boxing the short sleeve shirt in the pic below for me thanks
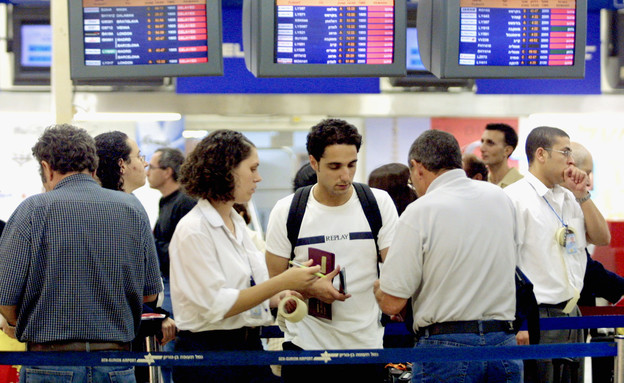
[0,174,162,343]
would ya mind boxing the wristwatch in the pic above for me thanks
[576,192,591,204]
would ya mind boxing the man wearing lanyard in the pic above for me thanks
[504,126,611,383]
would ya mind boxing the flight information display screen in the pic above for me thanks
[406,27,427,71]
[81,0,209,66]
[458,0,577,66]
[21,24,52,68]
[274,0,395,65]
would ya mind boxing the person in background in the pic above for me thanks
[462,153,489,181]
[94,131,177,343]
[95,130,148,193]
[169,129,320,383]
[368,162,417,352]
[265,119,398,383]
[570,142,624,383]
[504,126,611,383]
[481,123,523,187]
[146,147,196,383]
[0,124,162,382]
[293,162,317,191]
[368,162,417,216]
[147,147,197,311]
[571,142,624,306]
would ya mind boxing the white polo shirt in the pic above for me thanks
[504,172,587,305]
[380,169,517,331]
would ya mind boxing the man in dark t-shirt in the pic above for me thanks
[147,148,196,304]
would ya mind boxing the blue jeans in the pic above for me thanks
[413,331,522,383]
[19,365,135,383]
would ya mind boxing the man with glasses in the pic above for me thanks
[504,126,611,383]
[95,133,180,382]
[95,131,148,193]
[147,147,196,383]
[147,148,196,311]
[375,130,521,383]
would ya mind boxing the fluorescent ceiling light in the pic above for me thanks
[183,130,208,139]
[73,112,182,122]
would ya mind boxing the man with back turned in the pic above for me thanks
[0,124,162,382]
[375,129,521,383]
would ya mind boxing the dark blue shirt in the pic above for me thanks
[0,174,162,343]
[580,248,624,305]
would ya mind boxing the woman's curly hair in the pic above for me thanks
[94,131,130,191]
[180,130,255,202]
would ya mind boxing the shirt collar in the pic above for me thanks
[525,171,567,203]
[54,173,98,190]
[525,172,549,197]
[426,168,466,194]
[197,199,245,229]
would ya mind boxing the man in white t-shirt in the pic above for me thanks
[504,126,611,383]
[265,118,398,383]
[374,129,521,383]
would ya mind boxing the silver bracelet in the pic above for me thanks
[576,192,591,204]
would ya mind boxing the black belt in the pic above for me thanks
[538,300,569,310]
[418,320,514,337]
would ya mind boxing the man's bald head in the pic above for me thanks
[570,142,593,190]
[570,142,592,174]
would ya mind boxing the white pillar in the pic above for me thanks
[50,0,74,124]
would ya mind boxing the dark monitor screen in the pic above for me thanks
[417,0,587,79]
[69,0,223,80]
[243,0,407,77]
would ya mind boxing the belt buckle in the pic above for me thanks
[504,321,514,333]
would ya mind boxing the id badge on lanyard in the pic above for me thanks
[248,275,264,319]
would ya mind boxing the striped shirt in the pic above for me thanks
[0,174,162,343]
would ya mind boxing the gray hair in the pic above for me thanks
[408,130,462,172]
[154,147,185,182]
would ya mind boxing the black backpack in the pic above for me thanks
[286,183,382,263]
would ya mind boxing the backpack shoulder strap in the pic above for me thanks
[286,185,313,260]
[353,182,382,263]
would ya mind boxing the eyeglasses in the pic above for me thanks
[545,148,573,158]
[407,177,415,191]
[148,164,166,170]
[136,154,146,162]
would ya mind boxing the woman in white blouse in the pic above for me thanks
[169,130,320,383]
